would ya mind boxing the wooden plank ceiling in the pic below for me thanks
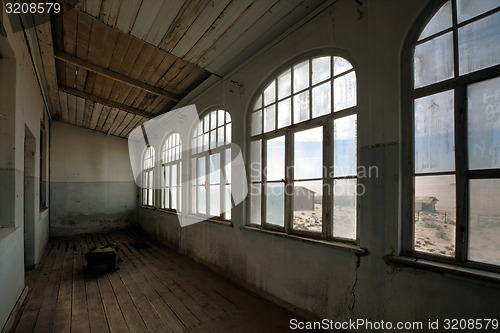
[49,0,327,138]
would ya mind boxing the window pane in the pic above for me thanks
[469,179,500,266]
[312,81,331,118]
[414,90,455,173]
[294,127,323,180]
[334,115,357,177]
[266,136,285,181]
[171,164,177,186]
[217,127,225,147]
[277,98,292,128]
[278,69,291,100]
[210,111,217,130]
[312,56,330,85]
[457,0,499,23]
[250,140,261,182]
[333,179,357,239]
[225,185,231,220]
[171,187,177,210]
[191,186,196,213]
[210,129,216,149]
[293,180,322,232]
[333,56,353,76]
[203,116,209,132]
[294,60,309,93]
[209,185,220,216]
[198,186,206,214]
[468,77,500,170]
[253,95,262,111]
[414,175,456,257]
[418,1,452,41]
[209,153,220,184]
[225,148,231,183]
[248,110,257,137]
[264,105,276,132]
[250,183,261,225]
[293,90,310,123]
[226,123,231,143]
[218,110,225,127]
[203,133,209,151]
[458,11,500,75]
[264,81,276,106]
[266,183,284,227]
[164,165,170,186]
[198,157,205,185]
[334,71,356,111]
[414,32,454,88]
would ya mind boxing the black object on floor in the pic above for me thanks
[85,243,120,273]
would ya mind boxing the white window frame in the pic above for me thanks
[247,52,359,243]
[190,109,232,222]
[160,132,182,212]
[141,146,155,207]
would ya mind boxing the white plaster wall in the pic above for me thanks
[50,121,138,236]
[0,9,50,329]
[139,0,500,327]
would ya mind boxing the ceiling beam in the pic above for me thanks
[59,85,154,119]
[55,50,180,102]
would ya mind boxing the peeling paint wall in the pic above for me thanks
[0,10,50,330]
[139,0,500,326]
[50,121,138,236]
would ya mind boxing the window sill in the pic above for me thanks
[158,209,180,215]
[39,206,48,213]
[386,255,500,285]
[203,217,233,227]
[0,227,19,242]
[241,225,367,254]
[140,205,156,210]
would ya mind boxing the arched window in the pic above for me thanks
[191,110,232,221]
[142,146,155,207]
[405,1,500,268]
[160,133,182,211]
[249,54,358,240]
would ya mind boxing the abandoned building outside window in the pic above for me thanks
[249,54,358,241]
[410,0,500,268]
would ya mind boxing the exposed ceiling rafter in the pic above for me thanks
[55,50,181,102]
[59,85,154,119]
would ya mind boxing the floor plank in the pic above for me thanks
[12,230,307,333]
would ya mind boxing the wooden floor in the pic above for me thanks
[11,230,302,333]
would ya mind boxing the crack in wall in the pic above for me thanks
[349,254,361,322]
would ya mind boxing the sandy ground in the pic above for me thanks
[415,211,456,257]
[293,203,356,239]
[293,203,323,232]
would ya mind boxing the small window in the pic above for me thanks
[191,110,232,221]
[407,1,500,269]
[160,133,182,212]
[141,146,155,207]
[249,54,358,241]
